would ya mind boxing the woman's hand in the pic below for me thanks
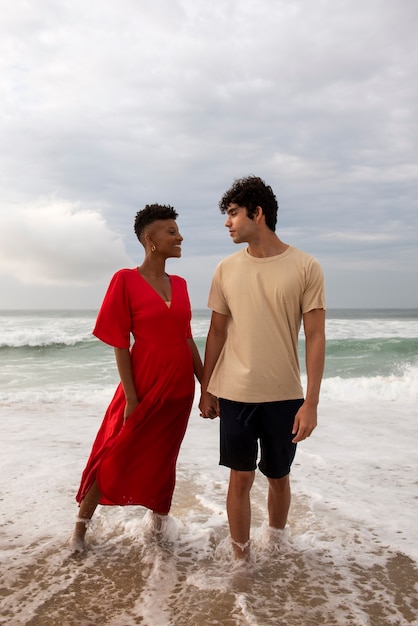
[123,398,139,423]
[114,347,139,424]
[199,391,219,419]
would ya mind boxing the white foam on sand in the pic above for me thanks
[1,398,418,625]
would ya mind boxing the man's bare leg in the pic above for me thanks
[226,469,255,559]
[69,480,101,552]
[267,474,291,529]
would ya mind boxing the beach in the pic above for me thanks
[1,309,417,625]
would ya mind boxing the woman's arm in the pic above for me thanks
[114,347,139,422]
[187,338,204,383]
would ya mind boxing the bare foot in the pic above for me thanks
[231,538,251,561]
[152,512,167,534]
[68,518,90,553]
[68,531,85,554]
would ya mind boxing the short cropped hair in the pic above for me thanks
[219,175,278,231]
[134,204,178,242]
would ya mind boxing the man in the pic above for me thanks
[199,175,325,560]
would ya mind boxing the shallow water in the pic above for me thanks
[1,400,418,626]
[1,308,418,625]
[2,500,417,625]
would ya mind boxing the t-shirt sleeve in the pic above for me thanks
[302,258,326,313]
[93,271,132,348]
[207,263,231,315]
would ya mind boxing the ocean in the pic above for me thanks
[1,308,417,626]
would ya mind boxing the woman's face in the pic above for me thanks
[147,219,183,258]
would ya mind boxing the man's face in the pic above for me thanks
[224,203,256,244]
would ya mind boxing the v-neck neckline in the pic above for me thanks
[136,269,173,307]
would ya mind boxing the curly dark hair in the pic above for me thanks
[219,175,278,231]
[134,204,178,242]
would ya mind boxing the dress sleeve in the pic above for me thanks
[176,275,193,338]
[93,270,132,348]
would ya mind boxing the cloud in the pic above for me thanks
[0,198,132,286]
[0,0,417,307]
[321,232,399,244]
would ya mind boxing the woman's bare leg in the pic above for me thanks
[151,511,168,533]
[69,480,101,551]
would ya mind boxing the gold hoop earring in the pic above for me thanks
[151,245,156,252]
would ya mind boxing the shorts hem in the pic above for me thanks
[258,464,292,480]
[219,460,257,472]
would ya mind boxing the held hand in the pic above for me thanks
[292,402,317,443]
[199,391,219,419]
[123,398,139,424]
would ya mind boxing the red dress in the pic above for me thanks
[76,269,195,514]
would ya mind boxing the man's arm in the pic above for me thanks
[199,311,229,419]
[292,308,326,442]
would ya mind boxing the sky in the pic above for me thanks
[0,0,417,310]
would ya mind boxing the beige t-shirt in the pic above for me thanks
[207,246,325,403]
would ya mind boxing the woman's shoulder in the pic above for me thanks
[168,274,187,285]
[109,267,138,282]
[103,268,139,294]
[168,275,190,295]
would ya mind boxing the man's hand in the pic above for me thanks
[292,401,317,443]
[199,391,219,419]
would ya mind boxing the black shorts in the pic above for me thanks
[219,398,304,479]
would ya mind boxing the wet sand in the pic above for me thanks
[2,488,417,626]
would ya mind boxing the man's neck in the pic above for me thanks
[246,232,289,258]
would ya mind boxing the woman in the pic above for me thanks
[69,204,203,552]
